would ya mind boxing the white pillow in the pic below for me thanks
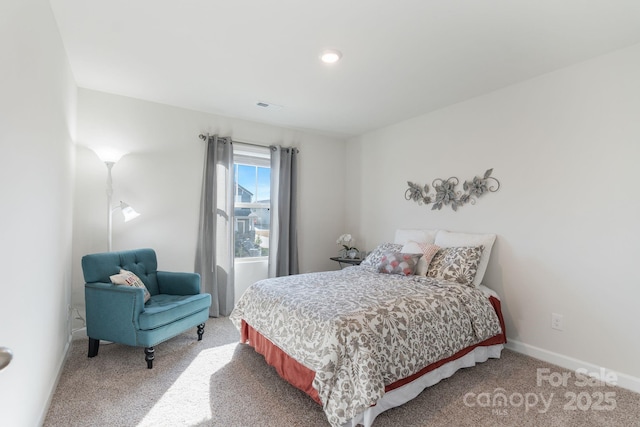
[110,269,151,302]
[401,240,441,276]
[434,230,496,286]
[393,229,438,245]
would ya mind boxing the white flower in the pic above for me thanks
[336,234,351,245]
[336,234,357,250]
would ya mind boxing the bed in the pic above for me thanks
[229,229,506,427]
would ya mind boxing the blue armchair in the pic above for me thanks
[81,248,211,368]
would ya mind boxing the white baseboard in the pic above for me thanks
[38,332,74,426]
[506,339,640,394]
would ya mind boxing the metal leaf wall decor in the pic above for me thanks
[405,169,500,211]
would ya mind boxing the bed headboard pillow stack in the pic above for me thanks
[393,229,439,246]
[366,228,497,286]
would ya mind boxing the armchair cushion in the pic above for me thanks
[139,294,211,330]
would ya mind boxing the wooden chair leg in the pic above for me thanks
[197,323,205,341]
[88,338,100,358]
[144,347,155,369]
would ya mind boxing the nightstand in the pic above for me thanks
[330,256,363,269]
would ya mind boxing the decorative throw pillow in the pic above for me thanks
[434,231,496,286]
[110,269,151,302]
[427,246,484,286]
[360,242,404,267]
[377,252,421,276]
[401,240,441,276]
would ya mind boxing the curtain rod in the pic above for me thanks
[198,134,299,152]
[198,133,269,150]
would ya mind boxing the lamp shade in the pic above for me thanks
[119,202,141,222]
[93,147,128,163]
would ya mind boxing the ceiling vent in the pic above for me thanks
[256,101,283,111]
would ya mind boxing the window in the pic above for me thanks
[233,147,270,259]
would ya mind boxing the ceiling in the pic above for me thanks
[49,0,640,139]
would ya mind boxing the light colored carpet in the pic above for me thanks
[44,317,640,427]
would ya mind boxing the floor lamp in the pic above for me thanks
[105,161,140,252]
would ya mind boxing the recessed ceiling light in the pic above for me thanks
[320,49,342,64]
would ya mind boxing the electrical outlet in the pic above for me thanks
[551,313,564,331]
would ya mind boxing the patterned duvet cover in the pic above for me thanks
[230,265,503,426]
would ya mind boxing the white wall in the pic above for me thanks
[347,43,640,388]
[72,89,347,313]
[0,0,77,425]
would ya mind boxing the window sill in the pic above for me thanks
[235,257,268,264]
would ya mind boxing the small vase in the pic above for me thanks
[347,249,358,259]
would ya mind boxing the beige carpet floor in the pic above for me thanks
[44,317,640,427]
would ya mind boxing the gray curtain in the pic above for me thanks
[195,135,235,317]
[268,146,299,277]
